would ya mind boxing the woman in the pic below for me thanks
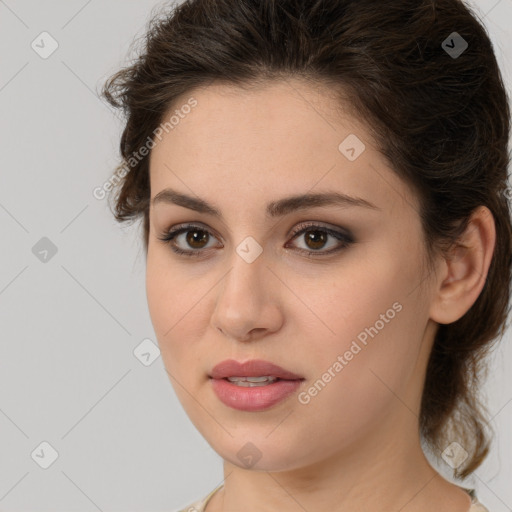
[102,0,511,510]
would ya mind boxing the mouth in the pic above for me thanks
[209,375,305,412]
[209,358,304,381]
[208,359,304,411]
[214,376,303,387]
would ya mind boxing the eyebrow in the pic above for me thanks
[151,187,380,218]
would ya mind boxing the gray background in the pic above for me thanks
[0,0,511,510]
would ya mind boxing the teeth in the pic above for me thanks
[227,376,278,386]
[228,376,277,382]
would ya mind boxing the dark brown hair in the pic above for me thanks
[102,0,511,479]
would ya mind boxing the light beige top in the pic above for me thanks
[175,483,489,512]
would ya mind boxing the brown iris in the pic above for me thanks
[304,230,327,250]
[186,229,209,249]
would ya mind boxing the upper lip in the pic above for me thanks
[210,359,304,380]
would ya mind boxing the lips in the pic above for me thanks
[209,359,304,381]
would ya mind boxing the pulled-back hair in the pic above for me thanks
[101,0,512,479]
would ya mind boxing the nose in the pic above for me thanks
[209,252,284,343]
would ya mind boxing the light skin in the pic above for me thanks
[146,79,495,512]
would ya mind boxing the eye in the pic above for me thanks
[157,222,354,258]
[287,222,354,255]
[157,223,220,258]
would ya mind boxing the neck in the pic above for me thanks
[208,412,471,512]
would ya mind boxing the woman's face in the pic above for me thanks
[146,79,438,471]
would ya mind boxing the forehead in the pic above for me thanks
[152,79,364,151]
[148,79,417,218]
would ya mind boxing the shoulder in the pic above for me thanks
[172,491,208,512]
[173,483,224,512]
[469,502,490,512]
[464,487,489,512]
[174,498,205,512]
[174,493,210,512]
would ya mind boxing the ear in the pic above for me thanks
[429,206,496,325]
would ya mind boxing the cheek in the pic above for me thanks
[146,248,186,353]
[301,249,406,344]
[146,243,190,324]
[145,247,212,369]
[293,299,419,453]
[300,246,424,400]
[146,262,206,414]
[146,251,169,336]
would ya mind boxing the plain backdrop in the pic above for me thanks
[0,0,511,511]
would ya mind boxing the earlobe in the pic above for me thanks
[429,206,496,325]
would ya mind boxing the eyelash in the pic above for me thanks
[157,222,354,258]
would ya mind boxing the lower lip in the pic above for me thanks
[210,378,303,411]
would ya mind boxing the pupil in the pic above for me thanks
[306,230,326,250]
[187,230,208,248]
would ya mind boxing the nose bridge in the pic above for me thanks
[221,237,268,304]
[210,235,278,339]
